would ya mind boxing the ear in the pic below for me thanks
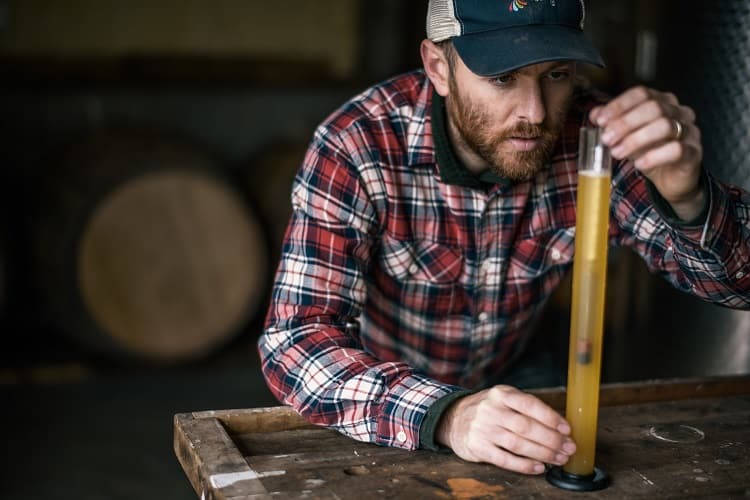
[420,39,451,97]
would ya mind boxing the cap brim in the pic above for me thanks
[452,25,605,77]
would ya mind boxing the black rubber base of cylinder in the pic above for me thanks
[546,466,610,491]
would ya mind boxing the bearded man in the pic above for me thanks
[259,0,750,475]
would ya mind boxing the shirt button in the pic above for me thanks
[551,249,561,261]
[478,312,489,322]
[408,264,418,274]
[737,271,746,279]
[396,430,407,443]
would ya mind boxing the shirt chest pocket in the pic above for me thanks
[380,236,464,284]
[507,227,575,281]
[377,235,464,315]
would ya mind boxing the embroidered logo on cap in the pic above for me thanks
[509,0,552,12]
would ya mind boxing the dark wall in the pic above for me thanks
[0,0,748,378]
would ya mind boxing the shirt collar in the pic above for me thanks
[404,73,438,168]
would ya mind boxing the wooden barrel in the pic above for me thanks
[33,129,268,363]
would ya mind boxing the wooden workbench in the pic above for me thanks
[174,376,750,499]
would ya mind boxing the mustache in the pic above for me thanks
[501,122,548,140]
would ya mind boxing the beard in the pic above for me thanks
[445,75,570,182]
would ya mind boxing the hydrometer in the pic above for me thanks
[547,126,611,491]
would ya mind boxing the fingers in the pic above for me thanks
[490,386,571,434]
[589,86,703,190]
[588,85,705,220]
[462,427,553,475]
[437,386,578,475]
[631,136,701,172]
[493,424,573,466]
[479,442,548,475]
[466,386,576,474]
[590,86,677,126]
[591,92,694,161]
[486,388,575,469]
[495,409,576,456]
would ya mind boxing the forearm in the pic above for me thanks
[613,165,750,309]
[259,318,462,449]
[678,176,750,308]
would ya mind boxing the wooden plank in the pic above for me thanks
[237,429,514,498]
[230,396,750,498]
[174,376,750,498]
[191,405,312,435]
[174,413,270,499]
[593,396,750,498]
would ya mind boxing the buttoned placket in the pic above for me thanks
[464,186,508,384]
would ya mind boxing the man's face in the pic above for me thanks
[444,54,577,181]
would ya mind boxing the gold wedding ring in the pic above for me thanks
[672,118,684,141]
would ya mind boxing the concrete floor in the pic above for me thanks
[0,331,278,500]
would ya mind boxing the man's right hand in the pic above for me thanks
[435,385,576,474]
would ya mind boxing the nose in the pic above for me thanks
[517,82,547,125]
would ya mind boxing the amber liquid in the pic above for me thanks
[564,170,611,476]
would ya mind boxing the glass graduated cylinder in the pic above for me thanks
[564,128,612,477]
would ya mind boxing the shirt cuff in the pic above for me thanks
[418,389,477,452]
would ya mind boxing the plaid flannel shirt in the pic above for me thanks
[259,70,750,451]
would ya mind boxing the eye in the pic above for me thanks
[490,73,515,86]
[547,70,570,81]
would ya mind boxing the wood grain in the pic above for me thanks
[174,376,750,499]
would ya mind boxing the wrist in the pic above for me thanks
[420,389,475,451]
[668,184,706,222]
[435,396,465,448]
[645,170,710,227]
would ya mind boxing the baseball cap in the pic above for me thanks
[426,0,605,76]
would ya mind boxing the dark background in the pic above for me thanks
[1,1,748,498]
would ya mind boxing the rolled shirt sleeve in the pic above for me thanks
[611,161,750,309]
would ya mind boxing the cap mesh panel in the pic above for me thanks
[426,0,461,42]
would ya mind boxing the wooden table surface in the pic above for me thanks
[174,376,750,499]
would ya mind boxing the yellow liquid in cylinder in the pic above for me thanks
[564,170,611,476]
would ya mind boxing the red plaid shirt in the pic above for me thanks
[259,70,750,451]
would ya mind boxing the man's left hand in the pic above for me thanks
[589,86,704,221]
